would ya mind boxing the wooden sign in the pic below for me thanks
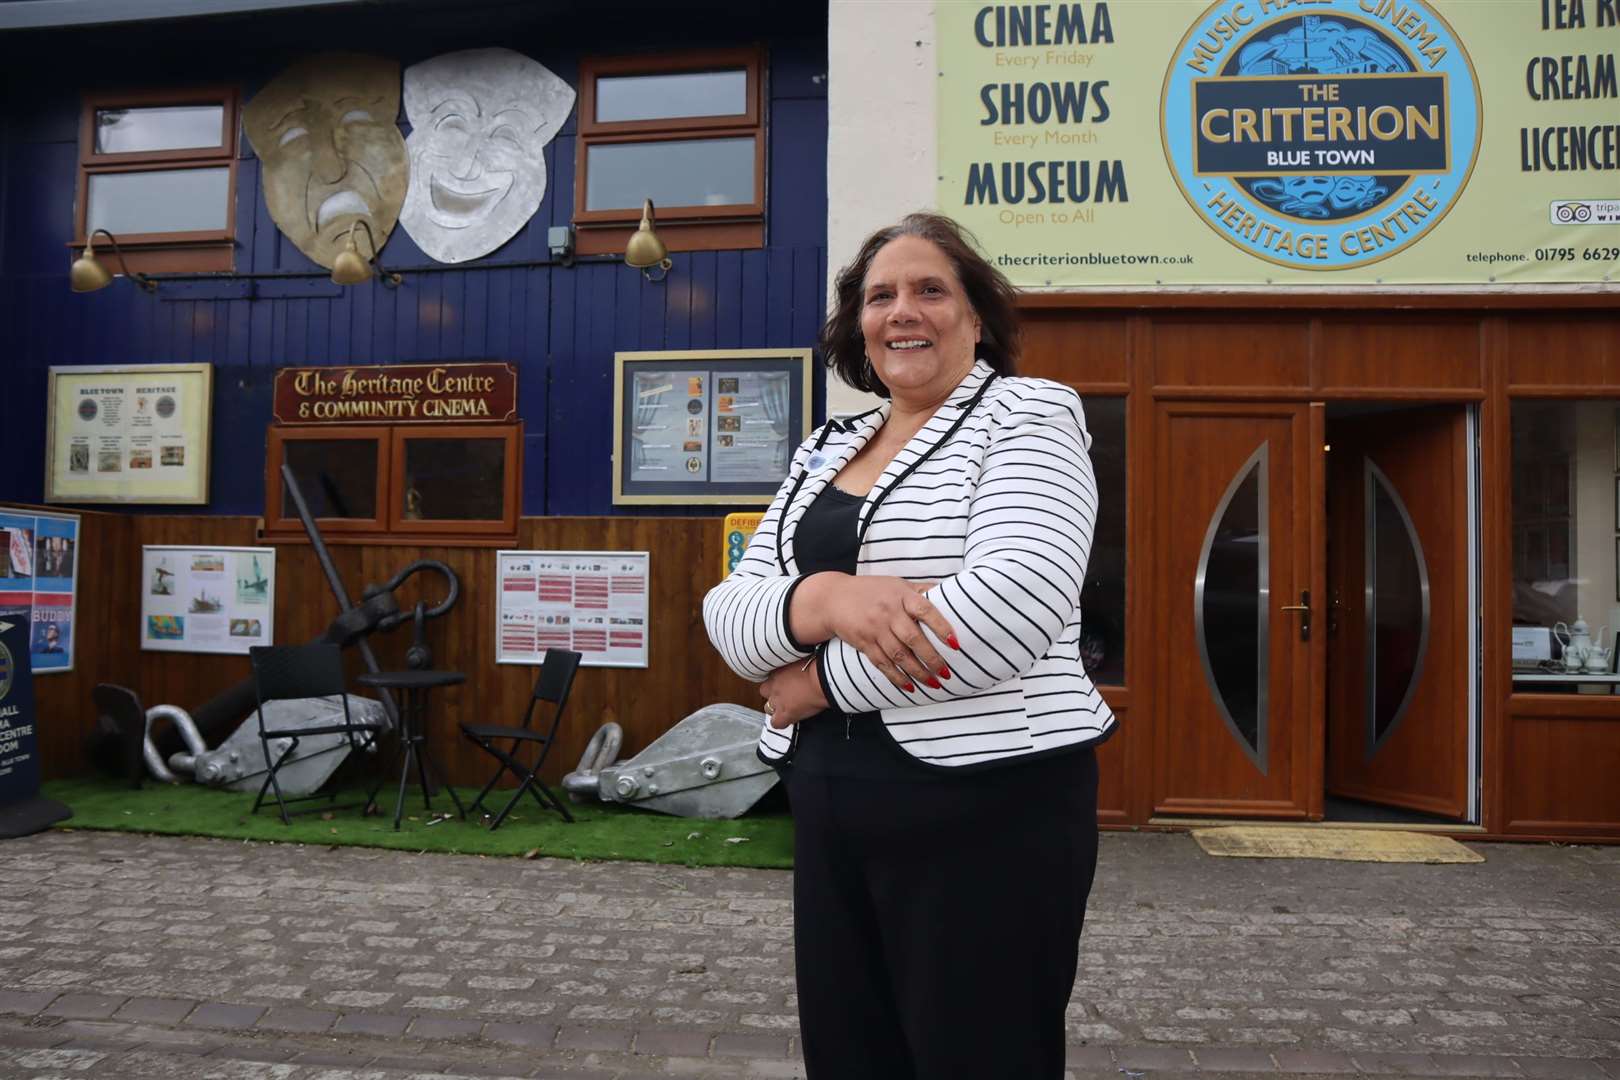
[272,362,516,424]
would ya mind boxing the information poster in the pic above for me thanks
[496,550,649,668]
[626,370,794,485]
[722,512,764,578]
[613,350,813,505]
[938,0,1620,286]
[0,510,80,675]
[46,363,212,504]
[140,546,275,655]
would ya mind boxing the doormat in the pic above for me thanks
[1191,825,1483,864]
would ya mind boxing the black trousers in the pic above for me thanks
[784,747,1099,1080]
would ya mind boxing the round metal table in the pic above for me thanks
[357,669,468,831]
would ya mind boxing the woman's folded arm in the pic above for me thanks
[818,385,1096,714]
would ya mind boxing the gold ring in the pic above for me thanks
[764,701,776,715]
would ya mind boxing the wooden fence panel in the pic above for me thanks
[33,514,754,788]
[27,507,138,778]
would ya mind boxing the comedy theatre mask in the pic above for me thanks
[242,53,409,270]
[400,47,576,264]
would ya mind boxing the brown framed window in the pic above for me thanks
[75,86,239,274]
[574,47,765,256]
[265,427,388,536]
[390,424,520,539]
[264,423,521,545]
[1508,400,1616,693]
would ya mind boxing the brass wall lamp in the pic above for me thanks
[624,199,673,282]
[331,219,403,287]
[70,229,157,294]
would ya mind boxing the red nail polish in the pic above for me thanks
[903,682,916,693]
[938,666,952,680]
[947,634,961,651]
[924,676,942,690]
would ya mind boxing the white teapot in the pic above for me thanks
[1554,617,1606,671]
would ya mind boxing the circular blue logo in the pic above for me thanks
[1162,0,1479,270]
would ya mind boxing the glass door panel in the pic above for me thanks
[1196,445,1268,772]
[1365,461,1430,756]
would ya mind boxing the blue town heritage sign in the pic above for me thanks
[1161,0,1481,270]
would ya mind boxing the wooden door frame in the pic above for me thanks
[1308,402,1328,821]
[1020,297,1618,839]
[1146,396,1489,825]
[1322,404,1476,821]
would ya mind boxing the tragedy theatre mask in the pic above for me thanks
[400,47,576,264]
[242,53,408,270]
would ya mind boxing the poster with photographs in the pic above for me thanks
[612,349,812,505]
[140,546,274,655]
[495,550,649,668]
[45,363,212,504]
[0,509,80,675]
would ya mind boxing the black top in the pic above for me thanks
[790,483,949,780]
[356,669,467,690]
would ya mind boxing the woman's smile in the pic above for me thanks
[861,235,980,405]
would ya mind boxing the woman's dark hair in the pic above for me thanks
[821,212,1021,397]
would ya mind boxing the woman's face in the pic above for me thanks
[860,235,981,406]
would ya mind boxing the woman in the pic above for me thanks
[703,212,1115,1078]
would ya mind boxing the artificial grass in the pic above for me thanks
[38,777,795,869]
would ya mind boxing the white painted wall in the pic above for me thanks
[825,0,938,417]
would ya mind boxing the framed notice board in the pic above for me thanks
[140,545,275,655]
[495,550,650,668]
[612,349,812,506]
[45,363,212,504]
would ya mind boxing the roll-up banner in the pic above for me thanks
[938,0,1620,286]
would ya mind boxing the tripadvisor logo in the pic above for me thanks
[1161,0,1480,271]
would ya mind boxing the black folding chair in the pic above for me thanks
[248,643,386,824]
[462,648,581,829]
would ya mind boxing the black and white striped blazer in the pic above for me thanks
[702,360,1116,771]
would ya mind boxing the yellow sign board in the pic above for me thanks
[722,512,765,578]
[45,363,213,504]
[938,0,1620,286]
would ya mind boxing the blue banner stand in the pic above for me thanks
[0,612,71,839]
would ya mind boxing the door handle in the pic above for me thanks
[1280,590,1311,642]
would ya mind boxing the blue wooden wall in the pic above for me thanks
[0,4,828,517]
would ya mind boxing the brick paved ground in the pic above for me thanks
[0,828,1614,1078]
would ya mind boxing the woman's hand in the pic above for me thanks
[790,573,959,693]
[760,659,829,729]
